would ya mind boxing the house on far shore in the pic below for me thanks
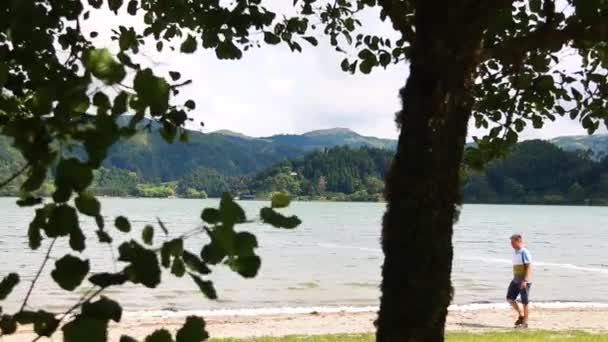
[240,193,255,200]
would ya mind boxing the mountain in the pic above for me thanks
[260,127,397,151]
[550,134,608,159]
[91,120,397,181]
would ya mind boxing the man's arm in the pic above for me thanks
[523,263,532,283]
[521,250,532,288]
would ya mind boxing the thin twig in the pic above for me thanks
[20,238,57,312]
[0,163,30,190]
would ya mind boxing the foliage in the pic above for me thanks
[249,146,391,201]
[177,167,232,198]
[0,192,298,341]
[463,140,608,205]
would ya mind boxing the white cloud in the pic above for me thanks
[83,4,603,141]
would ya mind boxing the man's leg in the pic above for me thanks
[506,281,523,325]
[521,283,531,326]
[509,299,522,316]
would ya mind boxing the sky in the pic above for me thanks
[84,4,600,141]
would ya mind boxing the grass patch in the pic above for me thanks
[214,331,608,342]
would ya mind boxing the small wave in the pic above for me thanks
[317,242,381,253]
[450,301,608,311]
[123,301,608,318]
[123,306,379,318]
[461,255,608,275]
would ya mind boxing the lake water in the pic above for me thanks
[2,198,608,315]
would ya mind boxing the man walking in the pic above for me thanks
[506,234,532,328]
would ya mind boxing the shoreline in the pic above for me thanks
[5,306,608,341]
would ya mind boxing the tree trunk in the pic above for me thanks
[376,3,488,341]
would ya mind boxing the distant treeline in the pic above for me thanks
[3,138,608,205]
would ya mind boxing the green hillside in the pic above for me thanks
[550,134,608,159]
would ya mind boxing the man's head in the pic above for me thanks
[510,234,523,250]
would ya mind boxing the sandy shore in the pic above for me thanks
[5,307,608,340]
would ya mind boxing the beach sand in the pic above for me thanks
[5,307,608,340]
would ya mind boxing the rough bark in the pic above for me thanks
[376,2,488,341]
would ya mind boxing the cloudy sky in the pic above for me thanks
[86,5,598,141]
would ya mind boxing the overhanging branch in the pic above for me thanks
[482,20,608,63]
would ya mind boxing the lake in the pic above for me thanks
[2,198,608,315]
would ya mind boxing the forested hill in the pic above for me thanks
[3,121,608,204]
[246,141,608,204]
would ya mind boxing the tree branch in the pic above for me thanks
[482,20,608,62]
[20,238,57,312]
[0,163,30,190]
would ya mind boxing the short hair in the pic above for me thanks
[510,234,523,241]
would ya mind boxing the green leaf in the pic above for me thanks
[115,216,131,232]
[176,316,208,342]
[45,205,79,238]
[127,0,138,15]
[69,225,86,252]
[341,58,349,72]
[118,241,161,288]
[145,329,174,342]
[169,71,181,81]
[359,59,375,74]
[52,186,72,203]
[142,225,154,245]
[264,32,281,45]
[51,255,90,291]
[134,69,170,115]
[28,209,46,250]
[230,255,261,278]
[88,0,103,8]
[63,316,107,342]
[185,100,196,110]
[88,272,128,288]
[56,158,93,192]
[189,274,217,300]
[17,196,43,207]
[112,91,130,116]
[235,232,258,256]
[83,48,126,84]
[0,273,19,300]
[96,229,113,243]
[82,296,122,322]
[200,242,226,265]
[171,258,186,277]
[302,36,318,46]
[201,208,220,224]
[271,192,291,208]
[181,35,197,53]
[93,92,111,110]
[260,208,301,229]
[182,251,211,275]
[219,193,246,225]
[119,29,138,51]
[21,167,47,193]
[32,310,59,337]
[108,0,124,13]
[0,315,17,335]
[120,336,139,342]
[75,193,101,216]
